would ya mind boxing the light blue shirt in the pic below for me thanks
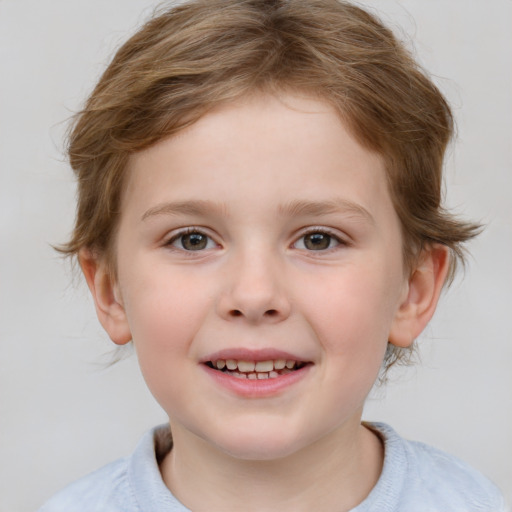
[38,423,506,511]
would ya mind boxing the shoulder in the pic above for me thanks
[38,425,186,512]
[363,423,507,512]
[402,437,505,511]
[37,456,132,512]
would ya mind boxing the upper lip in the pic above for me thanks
[200,348,310,364]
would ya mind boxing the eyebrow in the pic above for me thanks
[141,200,228,221]
[141,198,374,225]
[278,199,375,225]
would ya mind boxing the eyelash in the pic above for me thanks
[293,227,346,252]
[165,228,219,252]
[164,227,347,253]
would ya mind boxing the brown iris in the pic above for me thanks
[303,233,332,250]
[180,232,209,250]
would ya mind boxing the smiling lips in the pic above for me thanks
[205,359,307,380]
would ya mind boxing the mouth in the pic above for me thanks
[204,359,309,380]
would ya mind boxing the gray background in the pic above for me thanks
[1,1,511,510]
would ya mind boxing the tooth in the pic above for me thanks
[226,360,237,370]
[248,373,257,380]
[257,372,269,379]
[216,360,226,370]
[285,360,296,369]
[227,371,246,379]
[255,360,273,372]
[238,360,255,372]
[269,371,279,379]
[274,360,286,370]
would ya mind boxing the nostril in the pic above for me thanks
[226,308,283,320]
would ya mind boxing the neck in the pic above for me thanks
[160,418,383,512]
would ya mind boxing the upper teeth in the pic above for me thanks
[215,359,297,372]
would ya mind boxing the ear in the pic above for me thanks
[389,244,450,348]
[79,249,132,345]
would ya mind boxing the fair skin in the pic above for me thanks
[81,93,449,511]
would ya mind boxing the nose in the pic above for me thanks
[216,248,291,324]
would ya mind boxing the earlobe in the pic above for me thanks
[79,249,132,346]
[389,244,450,348]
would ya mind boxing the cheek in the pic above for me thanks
[120,273,211,395]
[130,292,205,348]
[129,302,202,413]
[299,262,401,358]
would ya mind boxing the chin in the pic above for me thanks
[205,422,312,461]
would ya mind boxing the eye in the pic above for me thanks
[294,230,341,251]
[168,230,217,251]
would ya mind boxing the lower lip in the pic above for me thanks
[201,364,311,398]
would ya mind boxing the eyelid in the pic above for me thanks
[165,226,220,251]
[292,226,349,251]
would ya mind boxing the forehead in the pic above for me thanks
[122,93,395,228]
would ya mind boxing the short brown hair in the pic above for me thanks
[60,0,481,369]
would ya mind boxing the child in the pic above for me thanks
[39,0,506,510]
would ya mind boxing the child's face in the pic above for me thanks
[109,93,411,459]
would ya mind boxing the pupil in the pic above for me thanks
[305,233,330,250]
[182,233,207,250]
